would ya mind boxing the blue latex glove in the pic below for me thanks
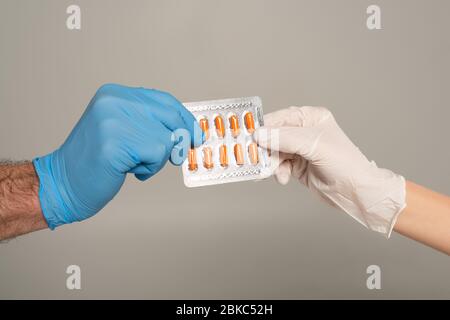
[33,84,202,229]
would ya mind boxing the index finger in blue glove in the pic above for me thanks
[140,89,204,147]
[129,88,188,138]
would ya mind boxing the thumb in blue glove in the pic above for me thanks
[33,84,202,229]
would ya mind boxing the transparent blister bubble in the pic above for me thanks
[182,96,272,187]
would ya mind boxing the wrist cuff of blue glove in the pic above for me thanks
[33,155,71,230]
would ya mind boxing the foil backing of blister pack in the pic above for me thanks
[182,96,272,187]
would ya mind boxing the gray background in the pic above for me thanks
[0,0,449,299]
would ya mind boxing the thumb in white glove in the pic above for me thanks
[255,106,406,237]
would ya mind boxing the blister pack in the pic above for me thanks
[182,96,272,187]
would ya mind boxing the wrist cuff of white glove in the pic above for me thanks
[340,171,406,238]
[363,175,406,238]
[322,171,406,238]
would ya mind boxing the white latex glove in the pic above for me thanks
[254,106,406,237]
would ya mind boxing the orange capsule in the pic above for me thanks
[199,118,210,140]
[234,143,244,166]
[229,114,240,138]
[188,149,198,171]
[248,142,259,165]
[244,112,255,134]
[214,115,225,138]
[202,147,214,169]
[219,144,228,167]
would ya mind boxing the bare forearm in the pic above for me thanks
[0,161,48,240]
[394,181,450,255]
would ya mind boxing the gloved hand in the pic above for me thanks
[254,106,406,237]
[33,84,202,229]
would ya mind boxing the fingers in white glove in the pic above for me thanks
[263,106,332,127]
[254,126,322,161]
[275,165,291,184]
[274,158,292,185]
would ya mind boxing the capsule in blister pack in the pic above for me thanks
[182,96,272,187]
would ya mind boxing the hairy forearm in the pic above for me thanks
[0,161,48,240]
[394,181,450,255]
